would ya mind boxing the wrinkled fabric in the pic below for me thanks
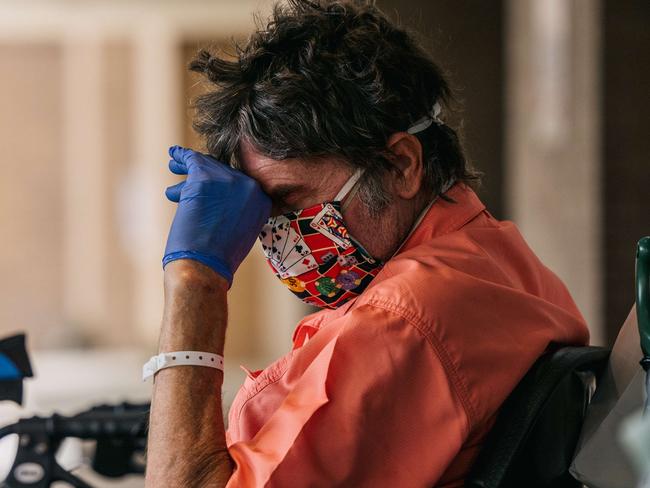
[225,183,590,487]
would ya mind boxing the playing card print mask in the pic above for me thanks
[259,169,383,309]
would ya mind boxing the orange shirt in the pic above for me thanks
[225,183,589,487]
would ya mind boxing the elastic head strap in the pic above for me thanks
[407,101,443,135]
[335,169,364,210]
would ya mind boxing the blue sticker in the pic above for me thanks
[0,353,21,380]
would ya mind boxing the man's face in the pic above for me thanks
[237,140,410,261]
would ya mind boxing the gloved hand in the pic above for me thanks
[163,146,271,286]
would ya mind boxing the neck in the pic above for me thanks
[374,191,432,262]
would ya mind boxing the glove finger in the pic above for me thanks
[170,144,220,167]
[165,181,186,202]
[170,145,206,174]
[168,145,193,163]
[168,158,187,175]
[169,145,233,178]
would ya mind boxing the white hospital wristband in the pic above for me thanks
[142,351,224,381]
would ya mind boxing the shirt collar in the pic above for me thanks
[397,183,486,256]
[293,183,486,334]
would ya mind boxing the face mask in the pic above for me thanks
[259,102,445,309]
[259,170,381,309]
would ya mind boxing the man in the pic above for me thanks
[145,1,589,486]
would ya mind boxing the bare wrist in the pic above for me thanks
[160,259,229,353]
[164,259,229,293]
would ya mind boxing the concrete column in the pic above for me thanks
[61,29,110,340]
[505,0,603,344]
[128,18,182,346]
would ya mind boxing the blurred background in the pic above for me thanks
[0,0,648,484]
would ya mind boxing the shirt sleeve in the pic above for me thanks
[226,302,472,487]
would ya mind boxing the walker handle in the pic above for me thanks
[636,236,650,360]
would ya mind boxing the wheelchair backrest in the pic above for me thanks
[465,345,610,488]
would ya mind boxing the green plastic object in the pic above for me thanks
[636,236,650,358]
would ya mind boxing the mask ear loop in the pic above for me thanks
[336,169,364,212]
[338,100,441,208]
[336,168,377,262]
[406,102,443,135]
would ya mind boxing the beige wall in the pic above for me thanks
[505,0,603,344]
[0,44,66,346]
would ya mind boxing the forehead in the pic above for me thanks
[237,140,349,193]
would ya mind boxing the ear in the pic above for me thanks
[385,132,424,200]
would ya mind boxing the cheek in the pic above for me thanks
[343,203,370,239]
[344,202,399,260]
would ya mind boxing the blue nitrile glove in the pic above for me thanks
[163,145,272,286]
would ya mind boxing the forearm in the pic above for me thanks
[145,260,234,487]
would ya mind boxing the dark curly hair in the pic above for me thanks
[189,0,480,213]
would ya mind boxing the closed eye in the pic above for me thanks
[268,184,307,213]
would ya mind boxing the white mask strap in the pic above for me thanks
[407,101,443,135]
[335,169,364,202]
